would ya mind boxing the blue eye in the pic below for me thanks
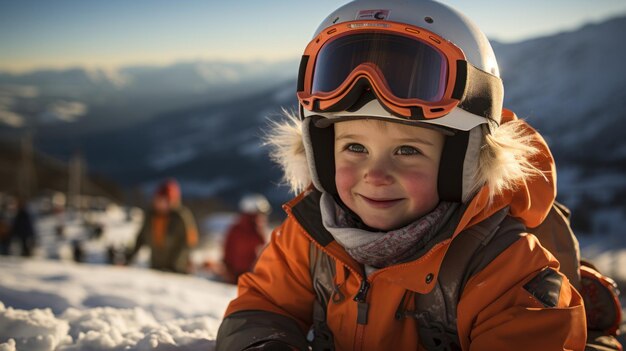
[396,145,420,155]
[346,143,367,153]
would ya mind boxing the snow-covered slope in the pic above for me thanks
[493,16,626,233]
[0,258,236,350]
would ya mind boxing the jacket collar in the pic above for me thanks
[285,188,450,292]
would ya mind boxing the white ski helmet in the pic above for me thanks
[296,0,504,202]
[238,194,272,215]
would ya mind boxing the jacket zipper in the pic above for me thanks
[354,279,370,325]
[352,278,370,351]
[288,213,369,349]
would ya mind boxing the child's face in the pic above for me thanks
[334,119,444,231]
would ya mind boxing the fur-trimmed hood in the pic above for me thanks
[265,109,556,230]
[265,111,311,195]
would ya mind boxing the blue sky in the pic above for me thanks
[1,0,625,73]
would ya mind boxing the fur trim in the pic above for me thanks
[264,109,310,194]
[469,119,547,203]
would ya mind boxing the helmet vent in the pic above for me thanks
[424,17,434,24]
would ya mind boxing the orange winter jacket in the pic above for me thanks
[216,112,587,351]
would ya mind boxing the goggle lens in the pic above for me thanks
[311,32,447,102]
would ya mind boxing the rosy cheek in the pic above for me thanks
[402,171,439,204]
[335,165,358,200]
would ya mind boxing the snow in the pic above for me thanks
[148,145,198,171]
[0,301,70,351]
[175,179,235,198]
[0,197,240,350]
[273,83,295,104]
[0,258,236,350]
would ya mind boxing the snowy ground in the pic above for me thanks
[1,203,625,350]
[1,201,240,350]
[0,259,236,351]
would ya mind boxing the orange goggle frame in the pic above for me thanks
[297,20,502,121]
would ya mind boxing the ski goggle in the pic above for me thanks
[297,20,503,121]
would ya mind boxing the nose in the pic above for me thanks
[364,161,393,186]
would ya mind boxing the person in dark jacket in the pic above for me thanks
[126,179,198,273]
[10,198,36,257]
[0,200,12,255]
[222,194,271,284]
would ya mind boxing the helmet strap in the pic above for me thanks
[438,130,469,202]
[305,116,337,194]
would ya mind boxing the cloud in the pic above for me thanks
[85,68,130,88]
[39,101,88,123]
[0,110,25,127]
[0,85,39,127]
[0,85,39,99]
[196,63,240,83]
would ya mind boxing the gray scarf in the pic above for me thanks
[320,193,456,268]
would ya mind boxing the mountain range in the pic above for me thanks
[0,59,298,135]
[1,16,624,234]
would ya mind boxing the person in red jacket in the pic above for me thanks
[222,194,271,284]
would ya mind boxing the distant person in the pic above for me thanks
[126,179,198,273]
[0,225,9,255]
[0,201,11,255]
[72,240,85,263]
[107,244,126,265]
[10,198,36,257]
[222,194,271,284]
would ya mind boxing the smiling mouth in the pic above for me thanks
[358,194,404,208]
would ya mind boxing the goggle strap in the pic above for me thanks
[297,55,310,92]
[457,62,504,122]
[452,60,468,101]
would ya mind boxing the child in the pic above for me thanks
[222,194,272,283]
[217,0,587,350]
